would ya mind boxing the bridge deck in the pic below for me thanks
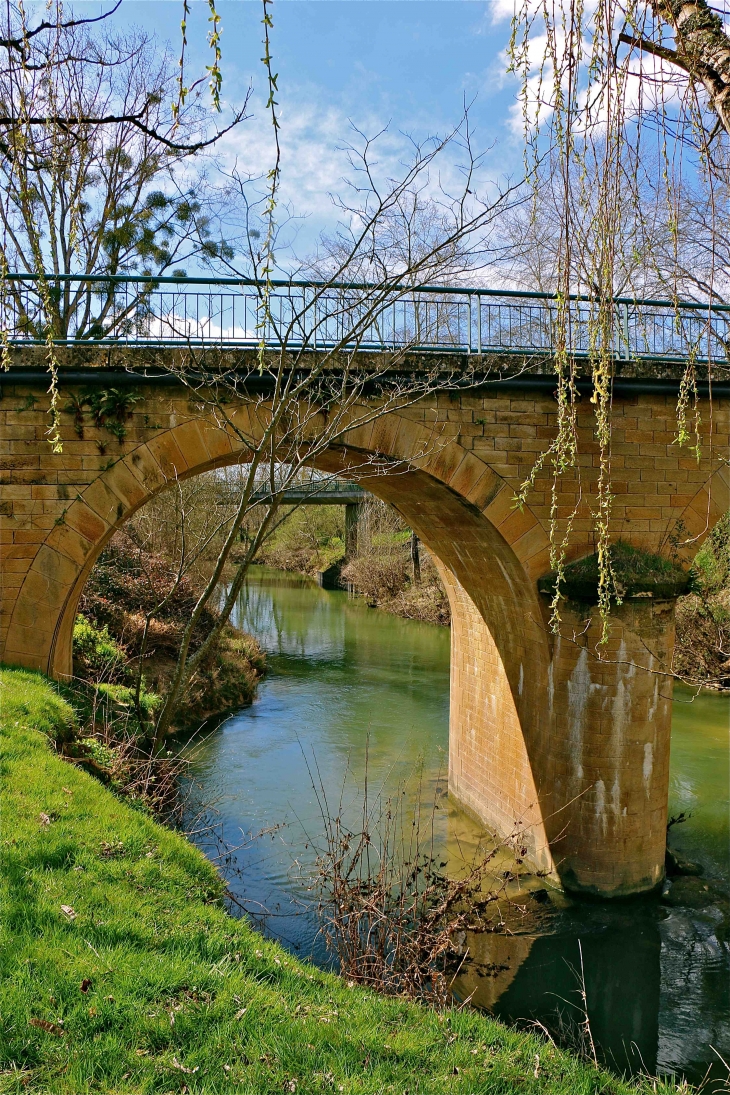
[221,482,368,506]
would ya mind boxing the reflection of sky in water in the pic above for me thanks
[190,568,454,960]
[187,567,730,1085]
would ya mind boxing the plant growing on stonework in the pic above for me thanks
[65,388,141,441]
[506,0,730,637]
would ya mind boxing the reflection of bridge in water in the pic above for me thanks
[4,274,730,900]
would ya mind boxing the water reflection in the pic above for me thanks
[186,566,730,1085]
[456,897,662,1076]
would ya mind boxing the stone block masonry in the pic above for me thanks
[2,356,727,897]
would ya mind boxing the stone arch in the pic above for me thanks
[9,410,552,679]
[6,407,558,875]
[672,462,730,560]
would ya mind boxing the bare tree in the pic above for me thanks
[0,1,246,153]
[497,149,730,312]
[0,21,244,342]
[497,153,679,297]
[146,124,523,748]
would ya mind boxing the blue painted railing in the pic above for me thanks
[4,273,730,363]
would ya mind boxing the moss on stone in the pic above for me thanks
[538,541,689,603]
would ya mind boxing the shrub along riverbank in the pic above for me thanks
[0,667,689,1094]
[78,532,265,730]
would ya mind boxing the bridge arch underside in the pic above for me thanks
[4,392,715,898]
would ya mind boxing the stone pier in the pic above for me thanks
[1,358,728,895]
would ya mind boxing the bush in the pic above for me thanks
[256,505,345,574]
[342,552,410,602]
[73,615,130,682]
[692,512,730,594]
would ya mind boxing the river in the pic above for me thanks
[186,566,730,1085]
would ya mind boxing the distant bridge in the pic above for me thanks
[4,272,730,364]
[219,480,367,558]
[241,480,368,506]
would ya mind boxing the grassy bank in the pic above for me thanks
[1,667,684,1095]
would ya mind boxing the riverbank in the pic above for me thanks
[254,502,450,627]
[78,532,266,730]
[0,665,686,1095]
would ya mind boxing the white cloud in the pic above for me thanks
[212,86,509,257]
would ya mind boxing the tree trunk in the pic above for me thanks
[410,532,421,586]
[650,0,730,137]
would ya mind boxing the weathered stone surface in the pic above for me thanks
[1,362,728,896]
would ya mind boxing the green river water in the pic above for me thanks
[186,566,730,1085]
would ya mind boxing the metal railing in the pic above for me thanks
[4,273,730,363]
[254,480,367,504]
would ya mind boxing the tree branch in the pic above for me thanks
[0,105,251,154]
[0,2,122,53]
[618,31,690,73]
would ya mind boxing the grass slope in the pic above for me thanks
[1,668,683,1095]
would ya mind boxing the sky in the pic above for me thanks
[75,1,524,259]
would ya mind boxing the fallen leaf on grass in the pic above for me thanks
[28,1019,64,1037]
[60,905,76,920]
[38,813,50,827]
[62,787,73,795]
[80,979,91,993]
[172,1058,199,1075]
[234,1008,247,1020]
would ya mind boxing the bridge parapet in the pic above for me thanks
[4,273,730,367]
[220,480,369,507]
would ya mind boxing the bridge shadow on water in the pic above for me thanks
[457,908,662,1078]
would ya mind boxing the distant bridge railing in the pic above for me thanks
[218,480,368,507]
[4,273,730,364]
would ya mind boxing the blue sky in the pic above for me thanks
[89,1,523,255]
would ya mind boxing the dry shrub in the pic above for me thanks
[342,548,450,626]
[80,532,219,652]
[55,680,193,823]
[674,590,730,688]
[304,754,525,1007]
[79,531,265,725]
[341,552,410,602]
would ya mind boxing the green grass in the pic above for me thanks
[0,667,685,1094]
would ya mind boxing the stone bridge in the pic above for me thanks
[2,329,729,899]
